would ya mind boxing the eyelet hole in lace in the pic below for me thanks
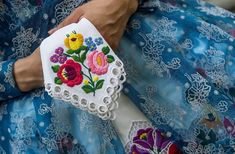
[112,68,120,76]
[63,90,70,100]
[89,102,96,111]
[115,85,122,93]
[98,105,108,114]
[54,86,61,93]
[106,87,114,95]
[45,83,52,91]
[71,95,79,106]
[115,60,123,67]
[110,78,118,86]
[103,97,111,105]
[80,98,88,108]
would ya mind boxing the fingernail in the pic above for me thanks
[48,27,57,34]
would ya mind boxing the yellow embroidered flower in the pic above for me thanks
[64,32,84,50]
[83,79,89,85]
[93,76,99,82]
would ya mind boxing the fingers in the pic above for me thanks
[48,7,84,34]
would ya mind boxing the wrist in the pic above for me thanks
[14,55,43,92]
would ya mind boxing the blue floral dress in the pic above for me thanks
[0,0,235,153]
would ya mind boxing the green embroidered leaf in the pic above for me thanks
[82,85,94,93]
[54,77,62,85]
[74,49,81,54]
[80,50,88,63]
[67,49,74,54]
[107,55,115,63]
[72,55,80,62]
[80,45,88,51]
[95,79,104,90]
[75,45,88,54]
[51,65,60,73]
[102,46,110,55]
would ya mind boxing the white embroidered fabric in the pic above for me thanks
[40,18,126,120]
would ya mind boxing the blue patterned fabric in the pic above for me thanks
[1,0,235,153]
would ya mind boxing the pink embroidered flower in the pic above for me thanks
[87,50,109,75]
[57,60,83,87]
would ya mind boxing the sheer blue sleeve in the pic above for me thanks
[0,60,22,101]
[138,0,157,11]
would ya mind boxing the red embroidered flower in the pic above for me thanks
[57,60,83,87]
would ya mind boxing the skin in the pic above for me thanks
[14,0,138,92]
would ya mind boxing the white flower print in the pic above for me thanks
[183,142,225,154]
[141,0,179,12]
[10,27,40,58]
[197,6,235,18]
[54,0,84,24]
[197,21,230,42]
[79,112,117,154]
[9,0,40,22]
[140,17,184,77]
[216,101,228,113]
[9,113,36,153]
[200,47,232,88]
[185,73,211,110]
[4,62,15,87]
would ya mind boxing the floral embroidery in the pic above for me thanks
[64,31,84,50]
[94,37,103,46]
[127,125,182,154]
[85,37,97,51]
[57,60,83,87]
[87,50,109,75]
[50,47,67,64]
[50,31,115,96]
[185,73,211,110]
[130,128,171,153]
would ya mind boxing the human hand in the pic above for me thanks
[14,48,44,92]
[48,0,138,50]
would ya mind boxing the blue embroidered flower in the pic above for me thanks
[85,37,97,51]
[85,37,93,46]
[95,37,103,46]
[89,43,97,51]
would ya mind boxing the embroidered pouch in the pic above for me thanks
[40,18,126,120]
